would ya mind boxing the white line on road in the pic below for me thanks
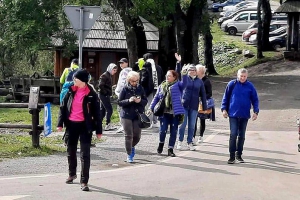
[0,195,30,200]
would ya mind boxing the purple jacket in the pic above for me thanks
[150,79,186,116]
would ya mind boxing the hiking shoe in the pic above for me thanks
[227,157,235,164]
[176,141,183,150]
[152,122,160,128]
[65,175,77,184]
[116,126,124,133]
[157,143,164,154]
[105,123,116,131]
[188,143,196,151]
[127,155,133,163]
[236,155,244,163]
[168,148,176,157]
[197,136,203,144]
[81,183,89,191]
[131,147,135,158]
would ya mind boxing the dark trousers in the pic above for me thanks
[159,113,179,148]
[121,118,141,155]
[193,117,206,138]
[229,117,248,157]
[66,121,92,184]
[99,94,113,125]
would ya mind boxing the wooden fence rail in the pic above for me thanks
[0,87,44,148]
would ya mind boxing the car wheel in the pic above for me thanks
[228,27,237,35]
[273,44,281,51]
[218,7,223,12]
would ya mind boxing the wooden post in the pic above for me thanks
[30,108,41,148]
[28,86,41,148]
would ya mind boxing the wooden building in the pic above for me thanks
[52,13,159,82]
[275,0,300,59]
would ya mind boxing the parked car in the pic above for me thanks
[223,1,257,13]
[249,27,287,44]
[218,6,257,26]
[211,0,244,12]
[242,21,287,42]
[221,10,258,35]
[270,33,287,50]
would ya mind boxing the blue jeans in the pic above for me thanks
[159,113,179,148]
[229,117,249,157]
[178,108,198,144]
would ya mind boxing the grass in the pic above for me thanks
[0,103,120,132]
[210,22,283,76]
[0,134,65,160]
[0,102,118,160]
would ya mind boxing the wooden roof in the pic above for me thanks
[275,0,300,13]
[52,10,159,50]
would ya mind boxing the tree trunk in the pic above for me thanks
[158,14,177,73]
[174,0,203,64]
[257,0,263,58]
[108,0,147,67]
[261,0,272,51]
[200,0,218,75]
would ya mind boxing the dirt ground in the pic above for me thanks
[210,59,300,133]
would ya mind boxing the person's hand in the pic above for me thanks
[134,97,141,103]
[129,96,136,102]
[252,113,258,121]
[96,134,102,139]
[145,109,152,116]
[181,64,189,75]
[222,110,228,118]
[57,127,63,131]
[175,53,181,62]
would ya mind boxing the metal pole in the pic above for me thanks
[79,7,84,69]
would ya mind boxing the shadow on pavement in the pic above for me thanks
[87,185,179,200]
[156,162,239,175]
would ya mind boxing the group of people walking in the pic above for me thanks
[57,53,259,191]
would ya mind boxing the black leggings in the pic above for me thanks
[99,94,113,125]
[65,121,92,184]
[193,117,206,138]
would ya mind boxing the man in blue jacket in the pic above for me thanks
[221,68,259,164]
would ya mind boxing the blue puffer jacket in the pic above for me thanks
[150,80,186,116]
[118,84,148,120]
[181,76,207,111]
[221,79,259,119]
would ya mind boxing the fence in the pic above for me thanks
[0,87,45,148]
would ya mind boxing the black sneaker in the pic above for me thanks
[236,155,244,163]
[227,157,235,164]
[81,183,89,191]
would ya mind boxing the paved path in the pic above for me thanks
[0,128,299,200]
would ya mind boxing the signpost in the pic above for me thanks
[44,103,52,137]
[64,6,102,69]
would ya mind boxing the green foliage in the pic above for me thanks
[0,134,65,159]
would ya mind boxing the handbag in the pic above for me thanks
[198,98,215,114]
[135,110,151,129]
[153,95,166,116]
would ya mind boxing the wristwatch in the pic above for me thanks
[254,112,258,115]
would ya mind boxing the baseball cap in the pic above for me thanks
[118,58,128,63]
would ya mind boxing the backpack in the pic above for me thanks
[66,68,78,82]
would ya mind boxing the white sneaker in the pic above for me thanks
[192,138,197,146]
[105,123,116,131]
[152,123,160,128]
[176,141,182,150]
[197,136,203,144]
[188,143,196,151]
[116,126,124,133]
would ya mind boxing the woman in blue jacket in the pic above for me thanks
[149,69,186,157]
[177,61,207,151]
[118,71,148,163]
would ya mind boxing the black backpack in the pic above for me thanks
[66,68,78,82]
